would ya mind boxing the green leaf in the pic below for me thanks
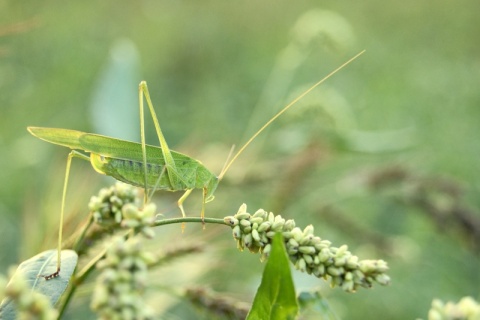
[0,249,78,319]
[298,291,339,320]
[247,233,298,320]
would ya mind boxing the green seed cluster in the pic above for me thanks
[224,204,390,292]
[89,182,142,228]
[427,296,480,320]
[0,268,58,319]
[91,237,157,320]
[121,203,156,238]
[88,182,155,237]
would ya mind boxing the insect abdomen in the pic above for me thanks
[90,154,172,190]
[90,153,201,191]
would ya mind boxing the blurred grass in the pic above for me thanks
[1,1,480,319]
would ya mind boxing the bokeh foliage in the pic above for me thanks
[1,1,479,319]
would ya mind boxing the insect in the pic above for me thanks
[28,50,364,279]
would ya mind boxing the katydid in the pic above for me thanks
[28,50,364,279]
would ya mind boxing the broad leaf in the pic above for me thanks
[247,233,298,320]
[0,249,78,319]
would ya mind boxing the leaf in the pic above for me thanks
[298,291,339,320]
[247,233,298,320]
[0,249,78,319]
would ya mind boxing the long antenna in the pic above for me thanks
[218,50,366,180]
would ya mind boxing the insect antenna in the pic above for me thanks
[217,145,236,178]
[218,50,365,181]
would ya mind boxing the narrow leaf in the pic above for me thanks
[247,233,298,320]
[0,249,78,319]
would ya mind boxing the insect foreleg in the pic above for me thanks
[44,150,89,280]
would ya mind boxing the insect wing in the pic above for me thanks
[79,133,163,162]
[79,133,195,166]
[27,127,85,150]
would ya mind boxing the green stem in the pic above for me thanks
[153,216,228,227]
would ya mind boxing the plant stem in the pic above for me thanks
[153,216,227,227]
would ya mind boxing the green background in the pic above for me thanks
[1,1,479,318]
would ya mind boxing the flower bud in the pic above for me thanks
[243,233,253,248]
[375,274,391,285]
[252,209,267,219]
[140,203,156,219]
[296,258,307,272]
[235,212,251,220]
[284,219,295,231]
[313,265,325,277]
[266,231,276,238]
[260,233,268,244]
[327,266,344,277]
[299,246,316,255]
[250,217,264,225]
[257,221,272,233]
[272,219,285,232]
[291,227,303,242]
[303,225,314,237]
[262,244,271,255]
[303,254,314,265]
[341,280,355,292]
[345,255,359,269]
[288,238,299,249]
[300,235,313,246]
[268,212,275,223]
[232,225,241,239]
[318,248,331,263]
[287,247,299,255]
[240,220,251,228]
[236,203,247,215]
[224,216,238,226]
[252,229,261,242]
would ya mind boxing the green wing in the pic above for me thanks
[28,126,200,166]
[79,133,193,164]
[27,127,85,150]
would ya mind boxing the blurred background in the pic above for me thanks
[1,1,479,319]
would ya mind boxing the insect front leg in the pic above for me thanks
[42,150,90,280]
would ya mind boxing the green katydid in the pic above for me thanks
[28,50,364,279]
